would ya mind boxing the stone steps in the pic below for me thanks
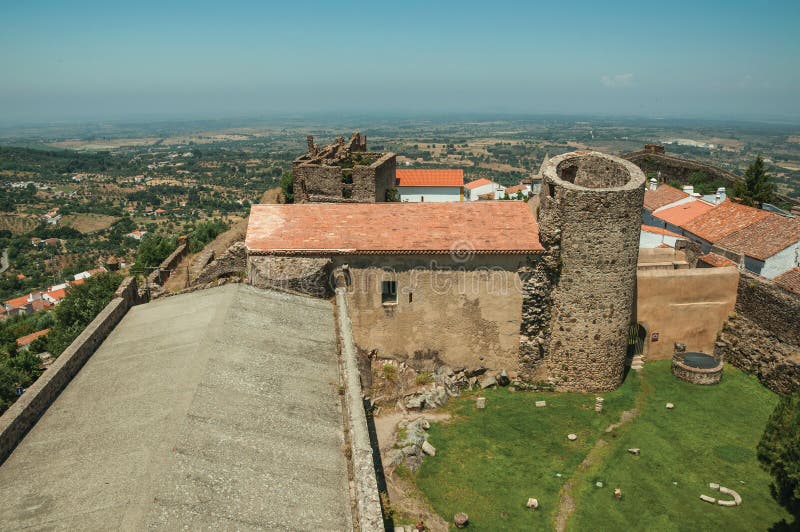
[630,354,645,372]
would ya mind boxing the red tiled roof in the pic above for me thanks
[4,295,29,309]
[682,201,772,244]
[16,328,49,347]
[698,252,737,268]
[505,184,527,195]
[653,200,715,228]
[71,278,85,286]
[641,224,684,238]
[715,214,800,260]
[46,288,68,301]
[465,178,495,190]
[774,267,800,295]
[246,202,543,255]
[396,169,464,187]
[644,184,689,211]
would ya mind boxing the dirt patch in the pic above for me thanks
[554,408,640,532]
[375,411,452,531]
[0,214,38,235]
[60,214,119,233]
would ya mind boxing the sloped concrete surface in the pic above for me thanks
[0,284,352,530]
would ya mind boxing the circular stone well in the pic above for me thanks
[672,351,723,385]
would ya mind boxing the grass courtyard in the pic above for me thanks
[410,361,794,531]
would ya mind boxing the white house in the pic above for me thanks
[464,178,505,200]
[395,169,464,202]
[639,225,687,248]
[713,213,800,279]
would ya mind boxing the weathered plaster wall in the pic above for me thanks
[761,242,800,279]
[537,152,645,391]
[636,266,739,360]
[397,186,462,203]
[337,254,530,373]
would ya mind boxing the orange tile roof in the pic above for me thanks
[774,267,800,295]
[71,278,85,286]
[644,184,689,211]
[4,295,29,309]
[16,328,49,347]
[698,252,737,268]
[641,224,684,238]
[246,202,544,255]
[682,201,772,244]
[653,200,715,228]
[395,169,464,187]
[716,214,800,260]
[505,184,528,195]
[46,287,68,301]
[464,178,495,190]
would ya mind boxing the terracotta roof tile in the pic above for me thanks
[653,200,715,228]
[774,267,800,295]
[716,214,800,260]
[683,201,772,244]
[246,202,543,255]
[641,224,684,238]
[698,252,737,268]
[16,328,49,347]
[4,295,29,309]
[395,169,464,187]
[505,184,528,195]
[644,184,689,211]
[465,178,495,190]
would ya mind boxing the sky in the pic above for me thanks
[1,0,799,124]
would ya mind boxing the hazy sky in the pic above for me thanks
[1,0,799,124]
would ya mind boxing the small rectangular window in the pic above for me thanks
[382,280,397,304]
[408,292,413,303]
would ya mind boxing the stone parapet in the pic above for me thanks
[0,277,140,465]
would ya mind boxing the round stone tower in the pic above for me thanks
[538,151,645,392]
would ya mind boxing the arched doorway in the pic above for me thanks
[626,323,646,359]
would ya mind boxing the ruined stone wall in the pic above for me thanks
[714,271,800,394]
[146,243,187,288]
[247,254,333,298]
[537,152,645,392]
[194,242,246,285]
[518,251,559,381]
[625,150,798,208]
[294,153,396,204]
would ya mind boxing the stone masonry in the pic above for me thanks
[293,132,396,203]
[534,151,645,391]
[714,271,800,395]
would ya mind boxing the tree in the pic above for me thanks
[758,392,800,520]
[734,155,774,207]
[280,171,294,203]
[132,234,177,273]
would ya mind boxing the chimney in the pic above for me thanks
[682,185,694,195]
[649,178,658,191]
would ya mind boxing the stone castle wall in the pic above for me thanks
[194,242,247,285]
[0,277,140,465]
[294,152,396,204]
[714,271,800,395]
[536,152,645,391]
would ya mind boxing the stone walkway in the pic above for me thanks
[0,284,352,530]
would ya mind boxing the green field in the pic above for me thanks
[412,361,794,531]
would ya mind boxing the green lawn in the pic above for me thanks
[413,362,794,531]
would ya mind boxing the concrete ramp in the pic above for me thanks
[0,284,352,530]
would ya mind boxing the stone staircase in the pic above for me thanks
[630,354,645,372]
